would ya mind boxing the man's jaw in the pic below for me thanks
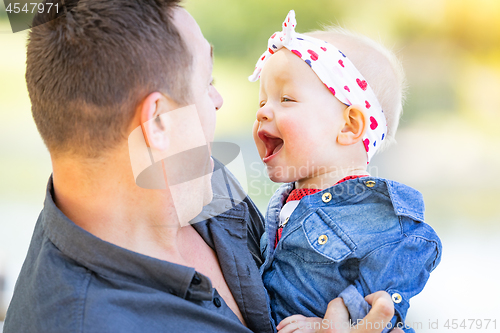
[257,130,284,163]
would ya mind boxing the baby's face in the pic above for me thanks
[253,49,347,184]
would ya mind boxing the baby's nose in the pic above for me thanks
[256,105,273,122]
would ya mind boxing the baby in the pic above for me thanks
[249,10,442,333]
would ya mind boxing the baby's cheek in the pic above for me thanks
[280,118,302,140]
[282,119,316,157]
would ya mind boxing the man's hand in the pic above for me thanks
[319,291,404,333]
[276,291,404,333]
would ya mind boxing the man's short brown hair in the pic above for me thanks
[26,0,192,158]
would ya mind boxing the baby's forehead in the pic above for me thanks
[260,49,305,80]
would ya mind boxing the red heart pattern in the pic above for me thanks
[365,101,371,109]
[338,60,344,67]
[357,79,368,91]
[344,86,350,92]
[308,49,319,61]
[324,83,335,95]
[370,116,378,130]
[363,139,370,152]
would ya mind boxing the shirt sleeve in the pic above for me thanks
[340,234,441,333]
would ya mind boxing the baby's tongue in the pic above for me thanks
[273,141,283,155]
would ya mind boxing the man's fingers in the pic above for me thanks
[277,322,300,333]
[364,291,394,319]
[277,316,323,333]
[277,315,307,331]
[319,298,350,333]
[352,291,394,333]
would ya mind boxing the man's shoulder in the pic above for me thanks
[4,219,92,332]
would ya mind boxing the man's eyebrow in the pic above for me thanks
[210,44,214,61]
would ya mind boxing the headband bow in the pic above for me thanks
[249,10,387,162]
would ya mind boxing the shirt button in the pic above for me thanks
[365,180,376,188]
[318,235,328,245]
[213,296,222,307]
[322,192,332,203]
[392,293,402,304]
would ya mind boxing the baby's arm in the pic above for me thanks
[340,235,441,332]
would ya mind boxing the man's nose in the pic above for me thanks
[256,104,273,122]
[212,87,223,111]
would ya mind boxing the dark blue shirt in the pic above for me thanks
[4,160,274,333]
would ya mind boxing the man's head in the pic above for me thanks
[132,7,222,222]
[28,1,223,223]
[26,0,192,158]
[252,25,405,185]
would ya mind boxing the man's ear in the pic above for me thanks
[139,92,178,151]
[337,105,367,146]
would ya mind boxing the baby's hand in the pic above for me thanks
[277,315,323,333]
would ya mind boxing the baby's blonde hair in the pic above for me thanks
[306,27,406,152]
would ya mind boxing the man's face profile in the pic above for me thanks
[128,8,223,226]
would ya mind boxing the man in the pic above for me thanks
[4,1,400,332]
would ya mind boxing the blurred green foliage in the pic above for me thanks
[186,0,346,60]
[186,0,500,59]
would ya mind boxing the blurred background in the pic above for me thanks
[1,0,499,331]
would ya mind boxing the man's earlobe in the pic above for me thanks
[337,105,367,146]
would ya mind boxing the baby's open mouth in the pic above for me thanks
[258,131,284,163]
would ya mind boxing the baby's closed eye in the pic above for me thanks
[281,96,295,103]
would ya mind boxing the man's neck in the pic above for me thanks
[51,148,186,263]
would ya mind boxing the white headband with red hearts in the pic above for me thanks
[249,10,387,163]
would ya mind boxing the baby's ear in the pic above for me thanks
[337,105,367,146]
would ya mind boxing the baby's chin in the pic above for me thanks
[266,165,299,184]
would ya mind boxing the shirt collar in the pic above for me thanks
[41,175,213,301]
[384,179,425,223]
[272,177,425,223]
